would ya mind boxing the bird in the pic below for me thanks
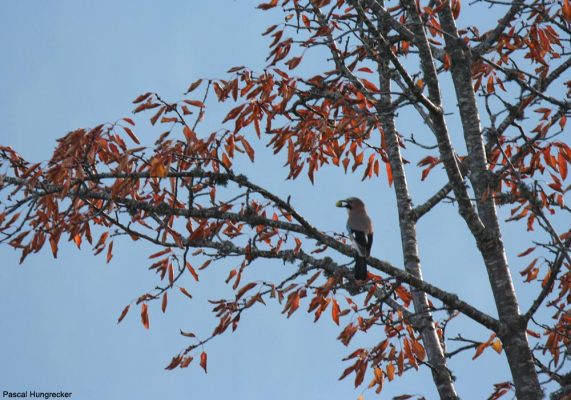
[336,197,373,281]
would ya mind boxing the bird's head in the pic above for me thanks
[336,197,365,210]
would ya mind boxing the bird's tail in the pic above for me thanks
[354,256,367,281]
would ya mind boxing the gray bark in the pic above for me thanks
[436,4,543,398]
[376,14,459,400]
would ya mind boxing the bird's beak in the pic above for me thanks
[336,199,347,208]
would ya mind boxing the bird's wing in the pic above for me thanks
[347,226,368,257]
[366,232,373,256]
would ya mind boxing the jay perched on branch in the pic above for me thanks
[336,197,373,281]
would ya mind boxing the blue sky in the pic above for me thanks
[0,1,559,399]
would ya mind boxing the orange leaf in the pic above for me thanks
[486,75,495,93]
[122,126,141,144]
[473,342,487,360]
[558,151,568,180]
[331,298,340,325]
[361,79,380,93]
[117,305,130,324]
[221,152,232,169]
[385,162,393,187]
[563,0,571,22]
[150,158,168,178]
[200,351,208,373]
[491,339,503,354]
[386,363,395,381]
[73,234,82,249]
[183,126,197,142]
[141,303,150,329]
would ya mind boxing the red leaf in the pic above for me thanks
[106,241,114,263]
[286,56,302,70]
[486,75,495,94]
[236,282,258,300]
[184,100,206,108]
[186,79,203,93]
[132,92,152,104]
[117,305,130,324]
[517,246,536,257]
[361,79,380,93]
[257,0,278,9]
[161,292,168,313]
[149,248,172,259]
[357,67,374,73]
[122,127,140,144]
[141,303,150,329]
[179,287,193,299]
[185,262,199,281]
[200,351,208,373]
[563,0,571,22]
[386,162,393,187]
[240,137,255,162]
[331,298,340,325]
[558,151,568,180]
[122,117,135,126]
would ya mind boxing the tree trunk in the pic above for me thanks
[437,3,543,398]
[377,14,459,400]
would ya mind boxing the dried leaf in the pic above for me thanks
[331,298,340,325]
[122,126,140,144]
[491,339,503,354]
[117,305,130,324]
[141,303,150,329]
[162,292,168,313]
[563,0,571,22]
[200,351,208,373]
[185,262,199,281]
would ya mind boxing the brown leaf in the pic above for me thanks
[141,303,150,330]
[200,351,208,373]
[517,246,536,257]
[117,305,130,324]
[486,75,495,93]
[185,262,199,281]
[179,287,193,299]
[236,282,258,300]
[563,0,571,22]
[132,92,152,104]
[106,241,114,263]
[122,126,140,144]
[558,151,568,180]
[385,162,393,187]
[165,355,182,370]
[186,79,203,93]
[161,292,168,313]
[331,298,340,325]
[386,363,395,381]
